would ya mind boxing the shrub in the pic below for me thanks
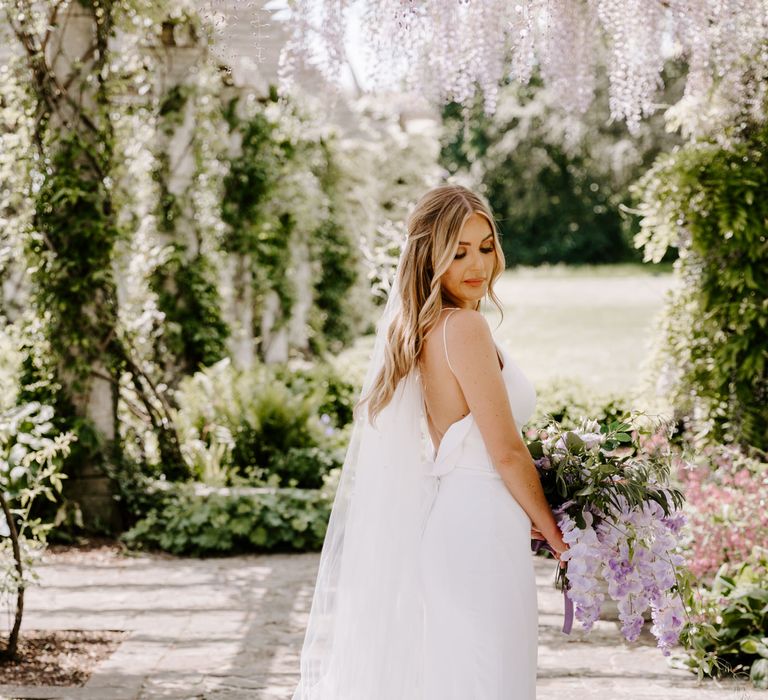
[528,377,629,432]
[170,359,354,488]
[680,548,768,688]
[674,443,768,580]
[633,113,768,451]
[121,474,337,555]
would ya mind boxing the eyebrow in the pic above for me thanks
[458,233,494,245]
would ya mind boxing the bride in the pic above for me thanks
[292,184,568,700]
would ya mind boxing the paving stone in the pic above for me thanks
[0,550,761,699]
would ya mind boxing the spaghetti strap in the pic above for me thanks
[442,307,460,376]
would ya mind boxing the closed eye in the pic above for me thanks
[455,246,495,259]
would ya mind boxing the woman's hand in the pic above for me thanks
[531,524,569,569]
[547,527,569,569]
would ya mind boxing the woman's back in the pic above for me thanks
[419,307,506,458]
[418,307,539,700]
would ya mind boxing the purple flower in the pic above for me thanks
[557,497,686,650]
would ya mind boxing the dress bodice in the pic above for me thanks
[422,341,537,478]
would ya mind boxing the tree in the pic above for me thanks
[440,71,682,265]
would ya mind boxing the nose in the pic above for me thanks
[468,247,486,274]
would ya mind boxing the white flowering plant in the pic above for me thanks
[526,414,690,655]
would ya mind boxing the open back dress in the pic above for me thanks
[419,307,539,699]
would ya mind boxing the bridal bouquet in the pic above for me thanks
[526,415,689,655]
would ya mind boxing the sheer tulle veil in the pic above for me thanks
[291,236,428,699]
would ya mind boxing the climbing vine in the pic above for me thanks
[150,73,229,378]
[11,0,125,505]
[4,0,187,523]
[149,247,230,372]
[221,93,296,330]
[633,106,768,451]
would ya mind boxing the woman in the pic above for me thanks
[292,184,568,700]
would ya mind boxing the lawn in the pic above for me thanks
[335,263,676,409]
[485,263,675,398]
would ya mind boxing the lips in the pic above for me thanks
[464,279,485,284]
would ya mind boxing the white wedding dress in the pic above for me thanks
[419,308,539,699]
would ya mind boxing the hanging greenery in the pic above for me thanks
[633,108,768,451]
[12,0,126,520]
[149,247,230,371]
[4,0,189,525]
[220,88,364,353]
[149,74,229,378]
[221,93,296,328]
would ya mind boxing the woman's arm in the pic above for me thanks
[444,309,568,560]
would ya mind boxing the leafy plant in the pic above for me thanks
[679,549,768,688]
[121,473,337,555]
[0,402,75,658]
[171,359,353,487]
[633,109,768,451]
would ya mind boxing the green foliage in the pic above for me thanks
[5,1,367,538]
[149,248,229,373]
[221,102,296,324]
[0,402,74,514]
[529,376,629,430]
[30,131,121,393]
[309,217,359,353]
[270,361,357,429]
[220,91,362,349]
[157,84,192,134]
[149,77,229,380]
[0,401,75,591]
[526,413,684,528]
[226,383,323,485]
[440,72,680,266]
[19,129,121,496]
[120,478,335,555]
[172,359,353,488]
[633,115,768,450]
[680,549,768,688]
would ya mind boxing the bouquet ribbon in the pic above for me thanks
[530,539,574,635]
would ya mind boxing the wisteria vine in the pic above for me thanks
[268,0,768,134]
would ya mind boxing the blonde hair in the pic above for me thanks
[357,184,505,425]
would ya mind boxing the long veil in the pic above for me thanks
[292,238,428,699]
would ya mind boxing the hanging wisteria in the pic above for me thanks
[270,0,768,134]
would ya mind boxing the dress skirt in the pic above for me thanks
[419,466,538,700]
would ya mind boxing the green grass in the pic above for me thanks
[335,263,675,408]
[485,263,674,396]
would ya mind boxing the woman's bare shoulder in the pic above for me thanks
[445,308,492,339]
[443,308,495,364]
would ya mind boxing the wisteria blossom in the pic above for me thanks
[276,1,768,134]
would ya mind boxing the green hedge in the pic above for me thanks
[121,478,336,556]
[528,376,629,431]
[633,111,768,451]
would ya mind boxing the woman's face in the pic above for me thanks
[440,213,496,309]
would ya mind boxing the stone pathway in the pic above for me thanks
[0,547,761,699]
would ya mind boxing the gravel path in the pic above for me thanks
[0,546,760,699]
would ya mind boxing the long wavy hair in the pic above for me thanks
[357,184,506,425]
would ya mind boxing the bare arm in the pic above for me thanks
[445,309,568,559]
